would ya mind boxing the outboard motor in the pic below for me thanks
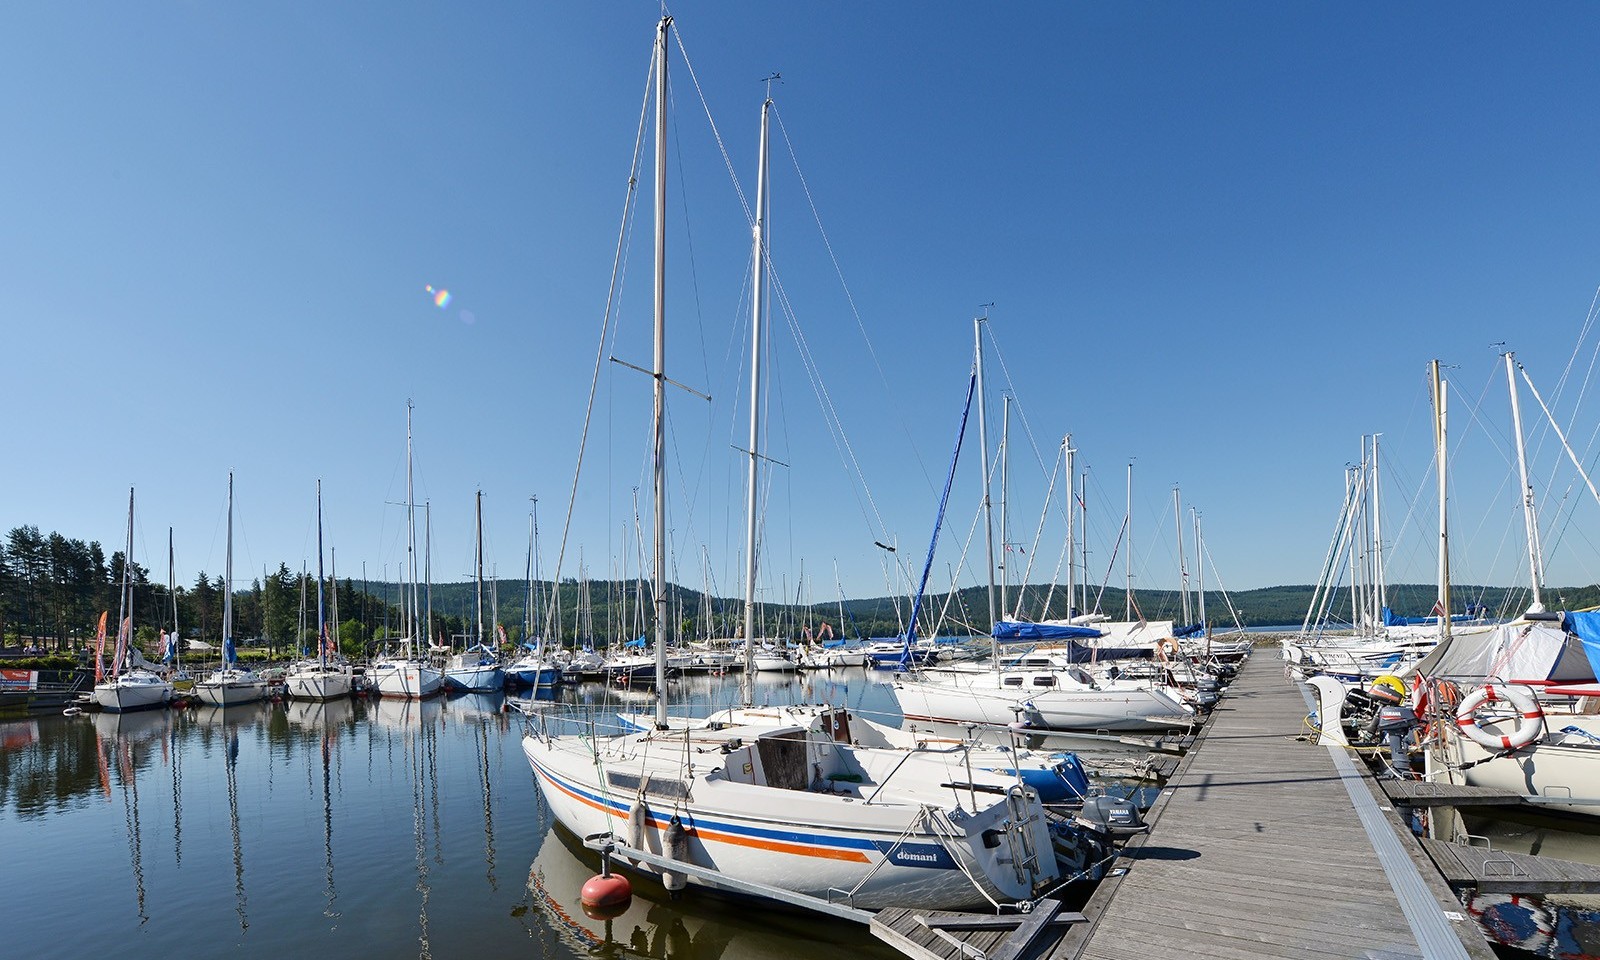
[1073,796,1150,838]
[1373,705,1419,773]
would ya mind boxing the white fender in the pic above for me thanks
[1455,683,1545,752]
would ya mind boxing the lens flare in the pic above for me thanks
[424,284,452,309]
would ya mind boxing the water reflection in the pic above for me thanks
[527,826,895,960]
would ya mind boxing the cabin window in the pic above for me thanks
[1003,676,1024,687]
[1032,676,1057,687]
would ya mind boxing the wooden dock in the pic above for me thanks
[1420,838,1600,894]
[1064,654,1495,960]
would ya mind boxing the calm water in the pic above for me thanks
[1,668,1148,960]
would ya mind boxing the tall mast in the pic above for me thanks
[1193,509,1207,636]
[316,479,326,668]
[1063,436,1075,618]
[1372,434,1387,627]
[424,501,433,649]
[113,487,133,678]
[998,395,1011,621]
[406,401,418,646]
[974,317,998,666]
[1174,485,1190,625]
[1505,351,1546,614]
[475,490,485,648]
[1125,461,1134,620]
[1431,360,1453,642]
[169,526,178,672]
[331,547,339,659]
[651,15,670,727]
[532,497,544,654]
[742,91,772,706]
[525,502,535,653]
[1080,469,1089,617]
[1348,460,1362,632]
[223,472,234,667]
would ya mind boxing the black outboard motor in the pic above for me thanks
[1073,796,1150,838]
[1373,705,1419,772]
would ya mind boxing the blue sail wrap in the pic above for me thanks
[902,370,978,651]
[991,621,1105,642]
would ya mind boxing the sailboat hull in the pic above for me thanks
[892,674,1194,731]
[521,733,1055,910]
[193,674,268,707]
[443,664,505,693]
[370,661,444,698]
[284,668,353,701]
[91,673,172,712]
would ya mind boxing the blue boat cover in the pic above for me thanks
[1173,623,1203,638]
[991,621,1105,642]
[1561,613,1600,676]
[623,635,647,649]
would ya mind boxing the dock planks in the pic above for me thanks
[1420,838,1600,894]
[1069,655,1495,960]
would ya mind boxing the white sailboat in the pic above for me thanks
[523,25,1060,911]
[890,322,1194,733]
[444,490,507,692]
[286,481,353,701]
[92,488,174,712]
[194,473,269,707]
[369,402,444,699]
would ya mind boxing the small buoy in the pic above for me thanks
[579,871,632,917]
[62,706,83,717]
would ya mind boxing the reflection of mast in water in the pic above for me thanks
[408,710,434,959]
[321,726,339,919]
[226,730,249,931]
[475,719,497,890]
[170,719,183,865]
[117,738,148,925]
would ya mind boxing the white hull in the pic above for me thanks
[752,654,798,672]
[91,673,172,712]
[284,667,353,701]
[193,674,269,707]
[521,724,1058,910]
[444,663,504,692]
[370,660,444,699]
[893,673,1194,732]
[1448,714,1600,817]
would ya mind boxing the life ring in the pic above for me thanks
[1455,683,1545,752]
[1156,638,1181,661]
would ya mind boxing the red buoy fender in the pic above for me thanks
[580,872,632,909]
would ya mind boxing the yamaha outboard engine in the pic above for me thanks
[1373,705,1419,774]
[1073,796,1150,838]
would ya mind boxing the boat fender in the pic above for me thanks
[1455,683,1545,752]
[627,800,647,850]
[662,815,689,893]
[579,871,633,917]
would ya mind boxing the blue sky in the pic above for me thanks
[7,3,1600,616]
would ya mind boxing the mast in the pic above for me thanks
[331,547,339,660]
[1063,436,1075,618]
[1372,434,1387,628]
[1174,485,1190,625]
[1505,351,1546,614]
[525,503,536,654]
[169,526,178,673]
[742,91,772,706]
[1431,360,1453,642]
[406,401,419,648]
[475,490,485,649]
[1080,469,1089,617]
[1193,509,1207,639]
[532,497,544,655]
[1125,461,1134,620]
[974,317,998,667]
[651,14,670,726]
[113,487,133,678]
[998,395,1010,619]
[316,479,327,668]
[424,501,433,650]
[224,472,234,668]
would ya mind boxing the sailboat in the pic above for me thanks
[506,499,561,688]
[369,402,444,699]
[194,473,268,707]
[889,322,1194,733]
[286,481,353,700]
[444,491,507,692]
[92,488,174,712]
[522,24,1060,911]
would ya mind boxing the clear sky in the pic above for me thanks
[7,3,1600,616]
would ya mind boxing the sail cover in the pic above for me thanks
[1411,620,1596,683]
[991,621,1106,642]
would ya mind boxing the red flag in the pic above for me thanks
[93,611,108,683]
